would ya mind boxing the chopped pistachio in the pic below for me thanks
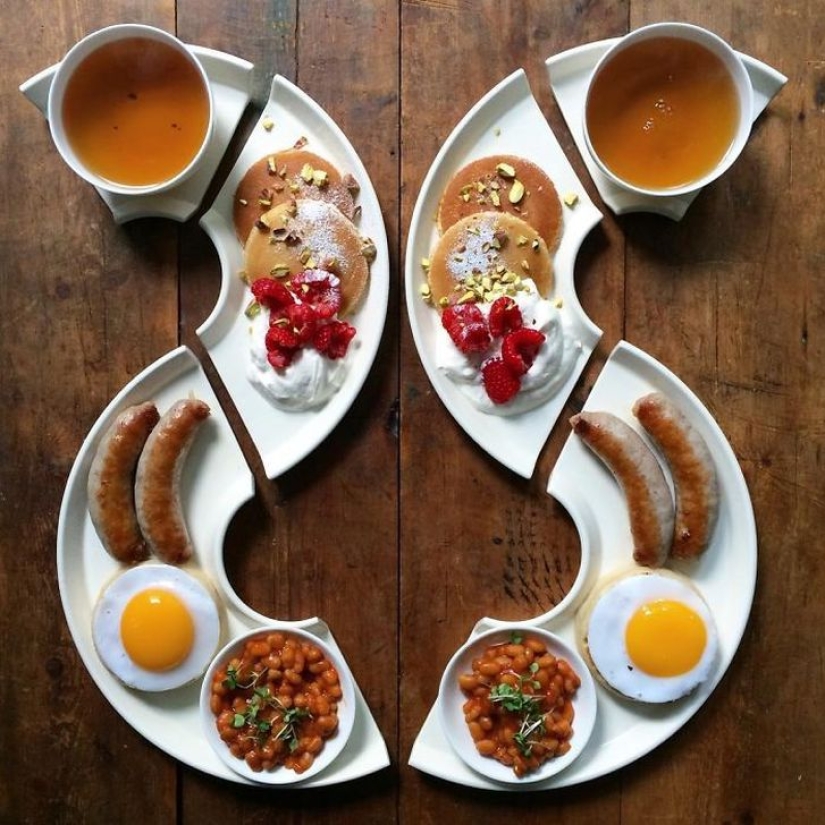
[361,238,377,263]
[262,116,275,131]
[244,299,262,319]
[438,296,450,307]
[421,257,431,271]
[270,265,291,278]
[267,156,277,173]
[496,162,516,178]
[299,247,312,265]
[516,234,528,247]
[520,260,530,272]
[312,169,329,187]
[457,290,476,304]
[258,198,272,208]
[490,190,501,207]
[461,192,471,202]
[508,179,525,204]
[419,283,432,298]
[563,192,580,208]
[300,163,314,183]
[554,297,564,308]
[289,183,300,193]
[343,173,360,195]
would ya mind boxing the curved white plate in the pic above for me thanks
[547,39,787,220]
[409,340,756,789]
[199,75,390,480]
[19,46,253,224]
[405,69,602,479]
[56,346,389,785]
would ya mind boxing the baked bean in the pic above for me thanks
[457,635,581,778]
[209,633,343,774]
[459,673,479,691]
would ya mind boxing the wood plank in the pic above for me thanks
[0,2,182,822]
[398,1,626,820]
[176,0,400,820]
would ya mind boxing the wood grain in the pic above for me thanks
[1,0,824,822]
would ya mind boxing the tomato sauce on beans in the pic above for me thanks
[209,632,342,773]
[458,635,581,777]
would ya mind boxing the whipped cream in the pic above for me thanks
[247,310,355,412]
[434,282,579,416]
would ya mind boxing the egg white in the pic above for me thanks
[584,570,719,703]
[92,563,222,692]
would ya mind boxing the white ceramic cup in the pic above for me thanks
[47,24,213,196]
[582,22,753,198]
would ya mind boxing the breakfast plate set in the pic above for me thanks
[24,21,783,789]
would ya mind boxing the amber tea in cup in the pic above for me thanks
[48,25,213,195]
[583,23,753,197]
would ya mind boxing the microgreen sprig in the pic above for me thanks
[489,662,546,757]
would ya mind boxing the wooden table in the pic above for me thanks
[1,1,822,822]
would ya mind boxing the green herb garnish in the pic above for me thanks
[229,678,312,750]
[489,672,546,758]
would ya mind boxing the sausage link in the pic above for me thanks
[570,410,674,567]
[633,392,719,558]
[134,398,210,564]
[87,402,160,564]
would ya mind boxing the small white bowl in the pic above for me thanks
[438,626,597,785]
[199,624,356,784]
[582,22,753,198]
[47,24,213,196]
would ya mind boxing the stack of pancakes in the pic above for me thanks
[427,154,563,307]
[235,148,371,317]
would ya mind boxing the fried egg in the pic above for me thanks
[92,563,222,692]
[581,569,718,703]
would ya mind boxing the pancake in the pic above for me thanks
[437,155,563,252]
[233,149,357,243]
[427,211,554,307]
[243,199,370,317]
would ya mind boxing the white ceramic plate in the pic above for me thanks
[409,340,756,789]
[56,346,390,785]
[200,624,357,784]
[404,69,602,480]
[438,626,598,785]
[199,74,390,480]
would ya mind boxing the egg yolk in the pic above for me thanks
[120,588,195,671]
[625,599,707,677]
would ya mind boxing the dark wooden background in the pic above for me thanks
[1,1,822,822]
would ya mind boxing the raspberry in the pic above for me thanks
[267,347,294,370]
[284,302,319,344]
[501,328,545,376]
[441,303,491,355]
[488,296,522,337]
[313,320,356,359]
[251,278,295,315]
[291,269,342,319]
[266,322,300,350]
[481,357,521,405]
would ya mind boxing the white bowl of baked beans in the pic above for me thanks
[199,625,356,784]
[438,626,597,784]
